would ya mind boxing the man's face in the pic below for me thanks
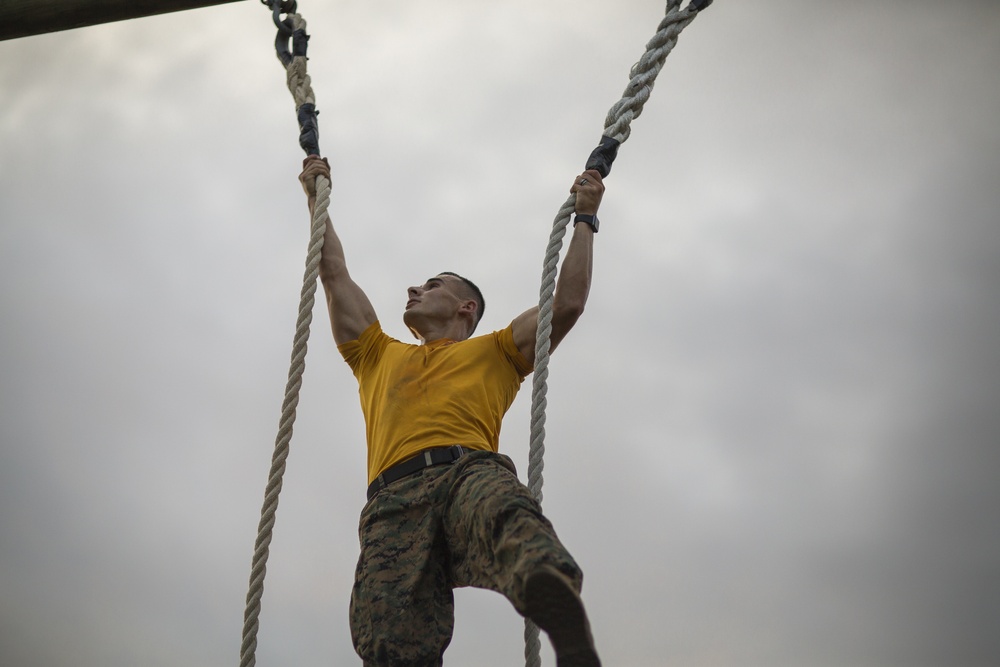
[403,274,468,332]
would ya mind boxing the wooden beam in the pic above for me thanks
[0,0,248,42]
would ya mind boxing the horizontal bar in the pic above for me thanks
[0,0,246,41]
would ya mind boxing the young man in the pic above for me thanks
[299,155,605,667]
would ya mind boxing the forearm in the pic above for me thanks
[510,170,604,360]
[548,169,602,341]
[298,156,378,343]
[553,222,594,322]
[306,192,349,285]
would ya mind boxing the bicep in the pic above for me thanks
[323,276,378,346]
[510,300,583,366]
[510,307,538,366]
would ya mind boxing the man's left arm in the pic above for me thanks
[511,169,605,366]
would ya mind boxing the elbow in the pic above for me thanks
[320,251,348,278]
[552,300,585,330]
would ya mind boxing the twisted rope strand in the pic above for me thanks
[240,11,326,666]
[240,173,329,667]
[604,5,699,143]
[523,3,708,666]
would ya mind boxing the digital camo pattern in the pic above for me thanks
[350,450,583,666]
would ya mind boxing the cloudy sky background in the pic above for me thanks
[2,1,998,665]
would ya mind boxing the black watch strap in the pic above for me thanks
[573,214,599,233]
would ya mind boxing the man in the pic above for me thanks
[299,155,605,667]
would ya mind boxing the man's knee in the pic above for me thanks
[351,583,453,667]
[352,494,455,666]
[353,635,447,667]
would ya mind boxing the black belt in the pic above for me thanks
[366,445,468,500]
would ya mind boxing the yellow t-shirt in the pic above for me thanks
[338,321,533,484]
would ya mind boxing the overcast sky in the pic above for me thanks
[2,1,998,666]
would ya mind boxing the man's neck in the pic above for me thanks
[412,321,470,345]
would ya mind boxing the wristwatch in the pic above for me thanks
[573,214,599,233]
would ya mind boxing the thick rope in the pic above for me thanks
[239,11,326,667]
[282,15,315,109]
[523,2,709,665]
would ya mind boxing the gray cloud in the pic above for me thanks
[2,1,999,665]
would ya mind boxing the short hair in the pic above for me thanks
[438,271,485,333]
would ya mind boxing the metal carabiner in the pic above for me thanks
[261,0,296,37]
[262,0,305,67]
[260,0,319,155]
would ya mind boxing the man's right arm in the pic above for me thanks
[299,156,377,346]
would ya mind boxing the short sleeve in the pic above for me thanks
[496,324,533,378]
[337,320,391,378]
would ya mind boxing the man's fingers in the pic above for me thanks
[301,156,330,178]
[572,170,604,188]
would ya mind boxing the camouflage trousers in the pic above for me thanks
[350,450,583,667]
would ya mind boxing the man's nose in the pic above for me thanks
[407,286,421,297]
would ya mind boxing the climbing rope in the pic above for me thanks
[523,1,711,665]
[239,2,326,666]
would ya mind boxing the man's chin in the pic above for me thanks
[402,314,422,341]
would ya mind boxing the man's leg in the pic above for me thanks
[522,565,601,667]
[442,452,600,666]
[351,471,454,667]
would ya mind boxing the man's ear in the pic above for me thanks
[459,299,477,317]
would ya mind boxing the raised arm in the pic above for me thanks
[299,156,378,345]
[511,169,604,366]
